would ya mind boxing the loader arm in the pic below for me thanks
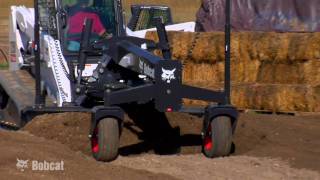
[91,37,226,111]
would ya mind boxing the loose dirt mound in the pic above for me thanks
[2,131,319,180]
[23,112,320,173]
[113,155,319,180]
[23,113,92,155]
[1,112,318,179]
[0,130,176,180]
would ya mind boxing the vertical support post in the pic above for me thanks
[77,19,93,87]
[115,0,126,36]
[34,0,43,106]
[224,0,231,105]
[155,17,172,60]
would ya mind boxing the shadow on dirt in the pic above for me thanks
[120,103,203,156]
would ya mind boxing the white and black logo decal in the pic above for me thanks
[161,68,176,83]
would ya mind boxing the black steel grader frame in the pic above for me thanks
[0,0,238,161]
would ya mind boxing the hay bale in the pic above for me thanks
[257,61,302,84]
[183,60,260,84]
[303,60,320,86]
[146,31,239,63]
[183,82,319,112]
[256,60,320,85]
[313,85,320,112]
[146,31,320,85]
[146,31,320,63]
[182,62,224,83]
[241,31,320,62]
[146,31,320,112]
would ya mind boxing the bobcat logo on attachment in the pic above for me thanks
[16,158,29,172]
[161,68,176,83]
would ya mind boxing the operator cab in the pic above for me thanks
[37,0,173,66]
[61,0,118,53]
[36,0,174,82]
[38,0,172,54]
[59,0,173,54]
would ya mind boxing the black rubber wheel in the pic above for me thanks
[202,116,232,158]
[0,87,8,109]
[91,118,119,162]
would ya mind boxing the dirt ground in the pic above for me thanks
[1,112,320,179]
[0,130,175,180]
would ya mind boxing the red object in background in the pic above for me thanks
[68,12,105,39]
[10,54,16,62]
[166,107,173,112]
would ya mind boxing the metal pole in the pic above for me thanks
[34,0,42,106]
[224,0,231,105]
[155,17,172,60]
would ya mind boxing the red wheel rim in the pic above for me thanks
[91,127,99,153]
[204,125,213,151]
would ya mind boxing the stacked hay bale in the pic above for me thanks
[146,31,320,112]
